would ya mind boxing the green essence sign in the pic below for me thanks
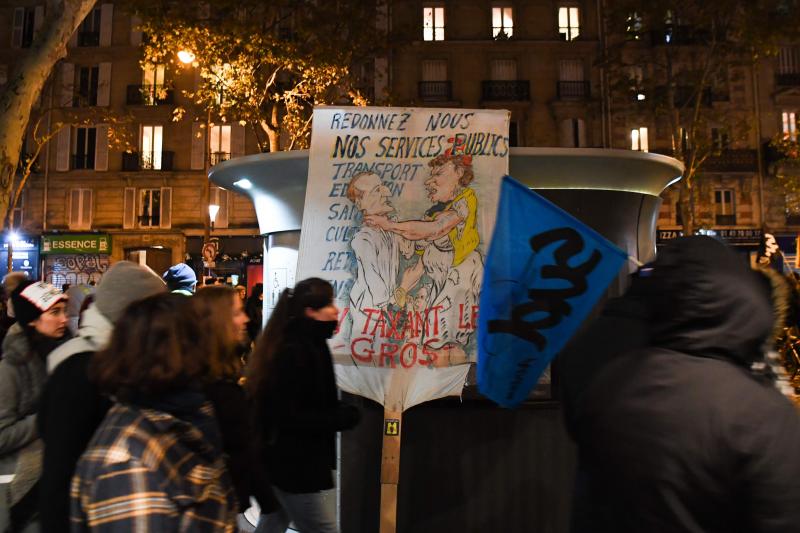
[41,234,111,255]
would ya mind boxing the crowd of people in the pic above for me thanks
[2,234,800,532]
[0,261,359,532]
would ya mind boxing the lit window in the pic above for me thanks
[210,125,232,165]
[142,64,166,105]
[626,12,642,40]
[141,125,164,170]
[423,7,445,41]
[783,111,797,141]
[492,7,513,39]
[558,6,580,41]
[631,127,649,152]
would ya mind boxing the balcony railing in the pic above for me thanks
[122,151,175,171]
[715,214,736,225]
[418,81,452,101]
[702,149,758,172]
[654,85,713,107]
[557,81,590,99]
[481,80,530,101]
[210,152,231,165]
[78,31,99,47]
[126,85,175,106]
[776,73,800,87]
[72,154,95,170]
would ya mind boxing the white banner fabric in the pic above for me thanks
[297,106,510,411]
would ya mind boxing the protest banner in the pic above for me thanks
[297,106,510,532]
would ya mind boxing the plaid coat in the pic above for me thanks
[70,401,237,532]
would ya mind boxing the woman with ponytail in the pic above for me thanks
[249,278,360,533]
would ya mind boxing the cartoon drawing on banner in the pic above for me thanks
[350,146,483,367]
[297,106,510,410]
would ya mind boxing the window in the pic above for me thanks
[714,189,736,225]
[12,7,36,48]
[631,127,649,152]
[78,7,101,46]
[492,7,513,39]
[560,118,586,147]
[558,60,588,98]
[675,201,683,226]
[558,6,580,41]
[68,188,93,230]
[490,59,517,81]
[10,192,24,230]
[626,12,642,40]
[139,189,161,227]
[423,6,445,41]
[778,46,800,75]
[420,59,450,100]
[711,128,729,151]
[76,66,99,106]
[628,66,645,100]
[74,127,96,169]
[210,125,232,165]
[140,125,164,170]
[142,64,166,105]
[783,111,797,140]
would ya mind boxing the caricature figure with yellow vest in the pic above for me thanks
[364,144,482,366]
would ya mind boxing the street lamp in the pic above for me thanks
[177,49,196,65]
[177,48,213,248]
[208,204,220,231]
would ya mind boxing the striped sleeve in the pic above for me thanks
[74,460,178,532]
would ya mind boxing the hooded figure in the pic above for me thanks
[572,236,800,533]
[37,261,166,532]
[162,263,197,295]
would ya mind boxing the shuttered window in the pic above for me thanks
[68,189,93,230]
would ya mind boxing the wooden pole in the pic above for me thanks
[379,409,402,533]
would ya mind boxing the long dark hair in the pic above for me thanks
[90,293,215,401]
[246,277,333,398]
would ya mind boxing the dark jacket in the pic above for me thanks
[38,351,112,532]
[573,237,800,533]
[70,397,238,532]
[204,378,278,514]
[254,318,359,493]
[560,273,652,440]
[245,292,263,343]
[0,324,67,506]
[39,357,268,529]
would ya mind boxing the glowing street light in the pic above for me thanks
[208,204,220,226]
[177,49,196,64]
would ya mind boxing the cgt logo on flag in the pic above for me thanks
[477,176,627,408]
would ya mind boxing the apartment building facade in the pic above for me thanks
[1,2,261,286]
[3,0,800,287]
[383,1,800,265]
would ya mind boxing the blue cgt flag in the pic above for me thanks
[477,176,627,408]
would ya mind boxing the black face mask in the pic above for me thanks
[315,319,338,339]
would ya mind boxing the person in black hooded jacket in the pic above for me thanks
[248,278,360,533]
[571,235,800,533]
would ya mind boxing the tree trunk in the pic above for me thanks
[678,176,695,237]
[0,0,98,231]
